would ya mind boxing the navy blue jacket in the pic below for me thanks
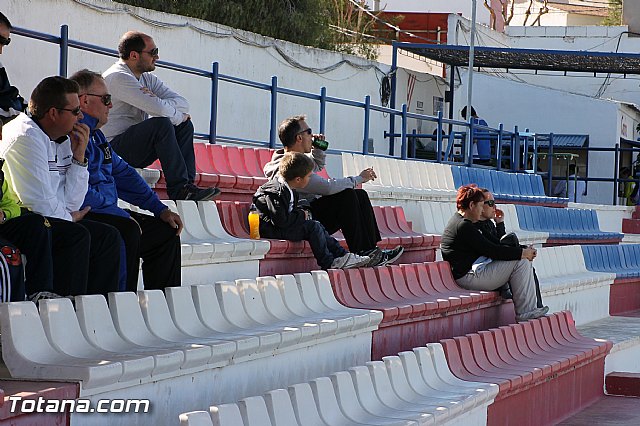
[80,114,166,218]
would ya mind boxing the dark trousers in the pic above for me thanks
[110,117,195,197]
[48,218,120,297]
[85,211,181,291]
[310,188,381,254]
[533,268,544,308]
[0,212,53,297]
[261,220,347,270]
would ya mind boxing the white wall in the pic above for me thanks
[0,0,445,173]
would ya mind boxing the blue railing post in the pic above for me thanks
[465,118,473,167]
[512,125,520,171]
[269,76,278,149]
[209,62,219,144]
[613,143,619,205]
[319,87,327,135]
[436,110,443,163]
[363,95,371,154]
[547,133,554,195]
[410,129,417,158]
[497,123,504,171]
[400,104,408,160]
[59,24,69,77]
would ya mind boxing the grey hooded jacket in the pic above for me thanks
[263,148,363,202]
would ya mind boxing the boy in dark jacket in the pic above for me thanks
[253,152,370,270]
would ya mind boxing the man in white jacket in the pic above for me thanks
[0,76,120,296]
[102,31,219,201]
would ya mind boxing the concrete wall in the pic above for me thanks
[0,0,446,174]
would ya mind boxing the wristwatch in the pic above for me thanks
[71,157,88,167]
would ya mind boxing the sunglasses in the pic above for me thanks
[85,93,112,106]
[139,47,159,56]
[0,35,10,46]
[297,128,312,136]
[484,200,496,207]
[58,106,82,116]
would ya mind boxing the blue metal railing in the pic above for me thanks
[12,23,530,161]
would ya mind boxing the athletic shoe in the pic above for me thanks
[515,305,549,322]
[331,253,370,269]
[27,291,64,303]
[499,285,513,300]
[379,246,404,266]
[173,184,221,201]
[358,248,385,267]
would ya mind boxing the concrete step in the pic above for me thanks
[606,372,640,397]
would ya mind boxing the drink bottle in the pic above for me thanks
[312,137,329,151]
[248,203,260,239]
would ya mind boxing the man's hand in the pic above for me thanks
[359,167,377,183]
[182,113,191,123]
[70,206,91,222]
[140,87,156,97]
[494,208,505,224]
[69,123,90,162]
[159,208,183,236]
[521,247,537,261]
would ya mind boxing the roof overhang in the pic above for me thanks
[393,42,640,75]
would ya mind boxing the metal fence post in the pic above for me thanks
[401,104,408,160]
[59,25,68,77]
[269,76,278,149]
[209,62,219,144]
[363,95,371,154]
[497,123,504,171]
[436,110,443,163]
[319,87,326,135]
[547,133,554,195]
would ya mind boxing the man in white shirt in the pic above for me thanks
[102,31,219,201]
[552,164,586,202]
[0,76,120,296]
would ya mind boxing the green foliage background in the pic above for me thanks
[115,0,380,58]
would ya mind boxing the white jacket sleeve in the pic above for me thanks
[3,136,87,220]
[108,70,186,125]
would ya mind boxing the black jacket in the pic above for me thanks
[441,213,522,279]
[475,219,506,244]
[253,178,306,238]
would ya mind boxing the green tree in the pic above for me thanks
[602,0,622,26]
[115,0,379,59]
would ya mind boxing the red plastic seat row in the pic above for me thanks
[216,201,436,258]
[194,143,270,191]
[327,261,496,323]
[440,311,612,425]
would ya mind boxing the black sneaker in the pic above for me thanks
[27,291,64,303]
[173,184,221,201]
[358,248,385,267]
[499,285,513,300]
[379,246,404,266]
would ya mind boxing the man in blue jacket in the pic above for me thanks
[70,69,183,291]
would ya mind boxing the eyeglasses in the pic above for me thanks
[484,200,496,207]
[297,128,312,136]
[58,106,82,116]
[85,93,112,106]
[139,47,159,56]
[0,35,10,46]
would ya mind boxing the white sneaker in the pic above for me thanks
[331,253,370,269]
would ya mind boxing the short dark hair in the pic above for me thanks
[0,12,12,29]
[460,106,477,120]
[118,31,149,60]
[279,152,314,181]
[29,76,80,120]
[69,69,103,92]
[278,115,306,148]
[569,164,577,175]
[456,184,485,210]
